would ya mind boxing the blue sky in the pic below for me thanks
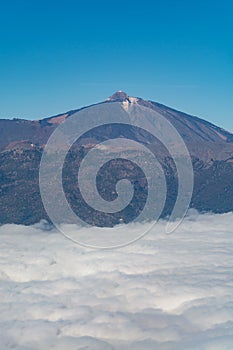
[0,0,232,131]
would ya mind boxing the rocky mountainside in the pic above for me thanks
[0,92,233,225]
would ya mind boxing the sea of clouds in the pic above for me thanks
[0,212,233,349]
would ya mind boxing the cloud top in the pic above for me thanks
[0,212,233,349]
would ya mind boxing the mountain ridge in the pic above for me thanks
[1,91,232,160]
[0,92,232,225]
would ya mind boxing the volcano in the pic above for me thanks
[0,92,233,225]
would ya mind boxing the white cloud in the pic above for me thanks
[0,213,233,349]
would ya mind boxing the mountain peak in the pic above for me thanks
[108,91,129,101]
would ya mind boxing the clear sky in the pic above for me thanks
[0,0,232,132]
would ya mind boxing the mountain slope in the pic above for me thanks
[0,92,232,225]
[1,91,232,160]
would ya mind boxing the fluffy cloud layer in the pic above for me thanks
[0,212,233,349]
